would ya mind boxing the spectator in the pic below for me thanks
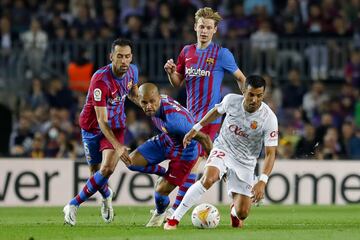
[250,20,278,75]
[20,17,48,77]
[282,68,307,109]
[295,123,317,159]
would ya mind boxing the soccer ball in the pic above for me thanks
[191,203,220,229]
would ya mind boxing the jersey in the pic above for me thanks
[176,42,239,123]
[214,94,278,183]
[79,63,139,132]
[150,95,200,160]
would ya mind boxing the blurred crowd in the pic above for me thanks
[1,0,360,160]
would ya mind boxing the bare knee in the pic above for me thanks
[100,165,114,177]
[155,178,175,195]
[200,175,218,189]
[235,205,250,220]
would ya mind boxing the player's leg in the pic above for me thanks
[146,177,176,227]
[169,124,220,213]
[127,136,167,176]
[64,130,103,226]
[165,148,226,230]
[230,193,251,228]
[227,171,253,228]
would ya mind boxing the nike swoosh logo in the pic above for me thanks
[169,174,176,178]
[112,91,117,95]
[185,58,192,61]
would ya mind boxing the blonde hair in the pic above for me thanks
[195,7,222,26]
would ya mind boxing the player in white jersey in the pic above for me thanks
[164,75,278,230]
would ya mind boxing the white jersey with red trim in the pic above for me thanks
[213,94,278,184]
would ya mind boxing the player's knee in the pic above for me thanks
[100,166,114,177]
[236,206,250,220]
[200,176,217,189]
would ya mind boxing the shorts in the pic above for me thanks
[205,148,254,198]
[81,128,125,165]
[137,134,198,186]
[199,123,221,157]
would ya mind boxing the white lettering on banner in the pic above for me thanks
[0,159,360,206]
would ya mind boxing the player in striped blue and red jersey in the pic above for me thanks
[63,38,140,226]
[127,83,212,227]
[163,7,246,213]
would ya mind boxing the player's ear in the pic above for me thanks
[194,23,197,32]
[109,53,113,62]
[214,26,218,33]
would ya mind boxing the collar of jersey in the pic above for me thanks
[196,42,213,52]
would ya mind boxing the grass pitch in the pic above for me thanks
[0,205,359,240]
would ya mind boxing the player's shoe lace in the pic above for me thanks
[230,204,243,228]
[164,218,179,230]
[101,188,114,223]
[146,209,166,227]
[63,204,78,226]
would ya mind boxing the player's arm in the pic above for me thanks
[183,107,223,148]
[164,58,185,87]
[233,69,246,94]
[127,84,140,106]
[251,146,276,203]
[95,106,131,165]
[193,131,213,156]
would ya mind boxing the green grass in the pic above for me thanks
[0,205,360,240]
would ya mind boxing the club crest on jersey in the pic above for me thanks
[250,121,258,129]
[206,57,214,65]
[127,80,133,90]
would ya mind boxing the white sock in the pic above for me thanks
[172,181,207,221]
[231,205,238,218]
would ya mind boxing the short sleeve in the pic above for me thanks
[215,94,234,114]
[166,113,193,137]
[176,47,186,75]
[219,48,239,74]
[91,78,108,107]
[263,112,278,147]
[132,65,139,85]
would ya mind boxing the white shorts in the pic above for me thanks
[205,148,254,198]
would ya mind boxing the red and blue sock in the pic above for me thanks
[172,173,197,210]
[69,171,108,206]
[128,164,166,176]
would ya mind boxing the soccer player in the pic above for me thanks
[164,75,278,229]
[127,83,212,227]
[163,7,247,213]
[63,38,139,226]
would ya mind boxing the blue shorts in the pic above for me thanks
[81,129,102,165]
[137,134,199,186]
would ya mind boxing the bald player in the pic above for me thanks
[127,83,212,227]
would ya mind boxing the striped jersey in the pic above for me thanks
[214,94,278,183]
[151,95,200,161]
[176,42,239,123]
[79,63,138,132]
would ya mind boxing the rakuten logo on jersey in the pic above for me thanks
[229,124,249,138]
[185,67,210,77]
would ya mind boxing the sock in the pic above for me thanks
[172,181,207,221]
[172,173,197,210]
[231,205,238,218]
[154,192,170,214]
[98,183,111,199]
[69,171,108,206]
[128,165,166,176]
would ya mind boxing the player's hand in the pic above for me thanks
[183,129,197,148]
[115,145,131,166]
[164,59,176,74]
[251,181,266,203]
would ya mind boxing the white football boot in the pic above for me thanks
[146,209,166,227]
[63,204,78,226]
[101,188,114,223]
